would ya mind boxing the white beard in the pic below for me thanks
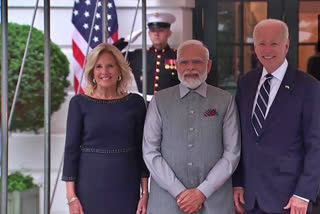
[178,69,208,89]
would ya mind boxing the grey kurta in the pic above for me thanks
[143,83,241,214]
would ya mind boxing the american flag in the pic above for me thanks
[72,0,118,93]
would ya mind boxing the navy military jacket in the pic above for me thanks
[127,45,179,95]
[114,39,180,95]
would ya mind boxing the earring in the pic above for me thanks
[93,79,96,84]
[118,76,122,81]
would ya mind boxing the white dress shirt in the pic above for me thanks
[252,59,288,118]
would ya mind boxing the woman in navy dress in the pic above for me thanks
[62,43,149,214]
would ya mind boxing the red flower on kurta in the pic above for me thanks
[204,108,217,117]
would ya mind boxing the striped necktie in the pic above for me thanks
[252,73,273,136]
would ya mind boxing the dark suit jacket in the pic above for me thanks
[233,65,320,213]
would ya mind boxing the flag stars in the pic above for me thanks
[94,25,100,31]
[73,0,118,45]
[84,11,90,18]
[72,0,118,92]
[93,37,99,42]
[83,23,89,29]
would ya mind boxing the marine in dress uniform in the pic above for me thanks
[114,12,179,97]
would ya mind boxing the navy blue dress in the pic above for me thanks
[62,93,149,214]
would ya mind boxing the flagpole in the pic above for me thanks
[102,0,108,43]
[44,0,51,213]
[1,0,9,212]
[142,0,147,103]
[8,0,40,130]
[125,0,140,60]
[77,0,100,94]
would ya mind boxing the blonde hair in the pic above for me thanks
[83,43,131,96]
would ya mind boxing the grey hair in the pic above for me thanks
[253,19,289,42]
[177,40,209,61]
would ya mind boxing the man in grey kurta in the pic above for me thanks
[143,40,241,214]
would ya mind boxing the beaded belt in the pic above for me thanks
[80,146,137,154]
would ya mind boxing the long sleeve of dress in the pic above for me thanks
[135,96,150,178]
[62,96,83,181]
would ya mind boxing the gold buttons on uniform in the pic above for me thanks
[157,55,161,59]
[165,65,170,69]
[154,83,158,88]
[156,61,160,65]
[155,76,159,80]
[171,72,175,76]
[156,68,160,73]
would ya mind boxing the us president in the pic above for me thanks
[233,19,320,214]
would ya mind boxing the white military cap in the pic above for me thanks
[147,12,176,29]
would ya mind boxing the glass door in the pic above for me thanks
[216,0,267,94]
[298,0,320,72]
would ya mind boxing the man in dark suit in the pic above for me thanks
[114,12,179,100]
[233,19,320,214]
